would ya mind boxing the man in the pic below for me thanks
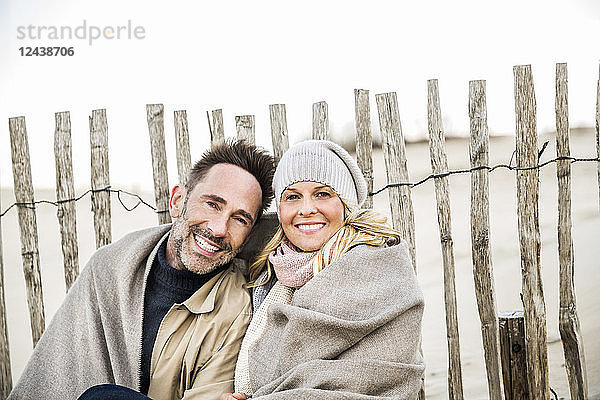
[9,140,276,400]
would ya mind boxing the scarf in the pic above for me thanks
[269,242,317,288]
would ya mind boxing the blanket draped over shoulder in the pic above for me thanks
[248,241,425,400]
[8,225,170,400]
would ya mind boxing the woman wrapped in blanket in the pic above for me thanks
[221,140,424,400]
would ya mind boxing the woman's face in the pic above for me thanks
[279,181,345,252]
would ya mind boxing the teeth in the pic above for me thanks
[194,234,220,252]
[297,223,324,232]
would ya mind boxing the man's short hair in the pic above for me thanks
[185,140,275,220]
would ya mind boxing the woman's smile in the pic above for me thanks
[294,222,326,233]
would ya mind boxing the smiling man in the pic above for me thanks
[167,162,264,274]
[9,141,275,400]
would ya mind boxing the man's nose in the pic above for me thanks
[206,215,228,237]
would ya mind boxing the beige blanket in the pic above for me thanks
[248,241,425,399]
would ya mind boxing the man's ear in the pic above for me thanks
[169,184,186,219]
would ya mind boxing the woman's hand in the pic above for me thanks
[220,392,248,400]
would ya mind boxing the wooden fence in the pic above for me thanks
[1,62,598,399]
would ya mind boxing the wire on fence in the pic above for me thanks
[1,154,599,218]
[371,155,600,195]
[1,186,162,218]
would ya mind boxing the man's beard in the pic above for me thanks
[172,221,240,275]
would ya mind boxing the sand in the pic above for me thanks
[1,129,598,398]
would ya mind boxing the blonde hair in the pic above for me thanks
[247,204,401,287]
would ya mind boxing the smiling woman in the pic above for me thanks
[279,182,345,252]
[224,140,425,400]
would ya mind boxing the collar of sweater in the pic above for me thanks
[152,237,232,314]
[153,240,224,293]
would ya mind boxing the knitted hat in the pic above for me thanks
[273,140,368,215]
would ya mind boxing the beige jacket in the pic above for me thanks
[148,255,253,400]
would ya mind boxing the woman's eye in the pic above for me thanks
[285,194,299,201]
[316,191,331,198]
[206,201,218,209]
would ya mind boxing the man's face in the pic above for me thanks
[167,163,262,274]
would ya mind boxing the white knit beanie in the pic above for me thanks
[273,140,368,215]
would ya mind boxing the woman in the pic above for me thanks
[223,140,424,400]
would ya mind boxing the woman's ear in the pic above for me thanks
[169,184,186,218]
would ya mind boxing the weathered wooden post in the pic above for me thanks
[468,80,503,400]
[54,111,80,290]
[211,109,225,147]
[354,89,374,209]
[312,101,329,140]
[174,110,192,184]
[374,92,417,266]
[0,194,12,397]
[269,104,289,164]
[146,104,171,225]
[427,79,464,400]
[235,115,256,144]
[9,116,46,346]
[513,64,550,399]
[374,92,423,400]
[555,62,588,400]
[499,311,529,399]
[89,109,112,248]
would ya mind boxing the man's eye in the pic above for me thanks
[206,201,218,209]
[234,217,249,226]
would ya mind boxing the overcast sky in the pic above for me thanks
[1,0,599,191]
